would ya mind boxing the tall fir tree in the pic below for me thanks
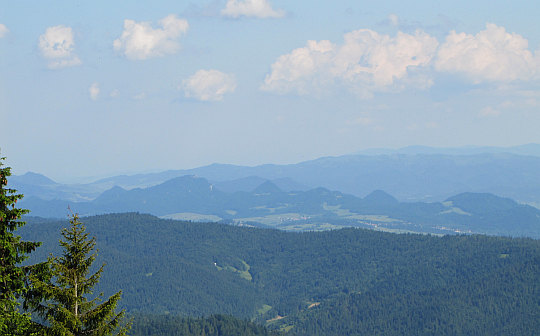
[0,155,45,335]
[0,157,41,335]
[34,213,130,336]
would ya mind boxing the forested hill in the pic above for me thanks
[20,213,540,335]
[19,175,540,237]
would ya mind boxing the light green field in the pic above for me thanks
[214,259,253,281]
[323,203,402,223]
[250,204,291,213]
[372,226,440,235]
[234,213,312,227]
[256,304,272,316]
[279,324,294,332]
[160,212,222,222]
[440,207,472,216]
[279,222,345,232]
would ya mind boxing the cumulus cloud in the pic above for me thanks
[0,24,8,38]
[262,29,438,97]
[221,0,285,19]
[38,25,81,69]
[182,69,236,101]
[113,15,189,60]
[89,83,100,100]
[435,23,540,82]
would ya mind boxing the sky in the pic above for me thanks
[2,0,540,182]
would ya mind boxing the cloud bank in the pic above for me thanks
[435,23,539,82]
[182,69,236,101]
[263,23,540,98]
[38,25,81,69]
[113,15,189,60]
[221,0,285,19]
[262,29,438,98]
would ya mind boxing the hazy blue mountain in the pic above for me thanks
[10,172,106,202]
[213,176,268,193]
[213,176,310,194]
[363,190,399,206]
[13,148,540,205]
[10,172,58,185]
[252,181,283,194]
[19,175,540,237]
[271,177,310,192]
[141,152,540,204]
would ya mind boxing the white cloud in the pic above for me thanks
[479,106,501,117]
[0,24,9,38]
[38,25,81,69]
[221,0,285,19]
[113,15,189,60]
[89,83,100,100]
[182,69,236,101]
[388,14,399,27]
[133,92,146,100]
[262,29,438,98]
[435,23,539,83]
[110,89,120,98]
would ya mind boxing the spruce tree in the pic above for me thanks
[35,213,129,336]
[0,155,43,335]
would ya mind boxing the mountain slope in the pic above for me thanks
[19,213,540,335]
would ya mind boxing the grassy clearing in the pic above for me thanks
[256,304,272,316]
[279,325,294,332]
[160,212,222,222]
[280,223,345,232]
[214,259,253,281]
[323,203,402,223]
[250,205,290,213]
[234,213,311,226]
[440,206,472,216]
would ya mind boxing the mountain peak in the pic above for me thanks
[13,172,58,186]
[364,190,398,204]
[445,192,518,214]
[252,180,282,194]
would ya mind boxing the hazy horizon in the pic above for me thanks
[2,1,540,182]
[6,143,540,184]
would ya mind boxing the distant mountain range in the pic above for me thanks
[11,145,540,206]
[10,145,540,237]
[18,174,540,238]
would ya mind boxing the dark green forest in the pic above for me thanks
[130,315,279,336]
[19,213,540,335]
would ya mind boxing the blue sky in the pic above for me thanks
[2,1,540,182]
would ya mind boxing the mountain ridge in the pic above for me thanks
[12,150,540,205]
[18,175,540,238]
